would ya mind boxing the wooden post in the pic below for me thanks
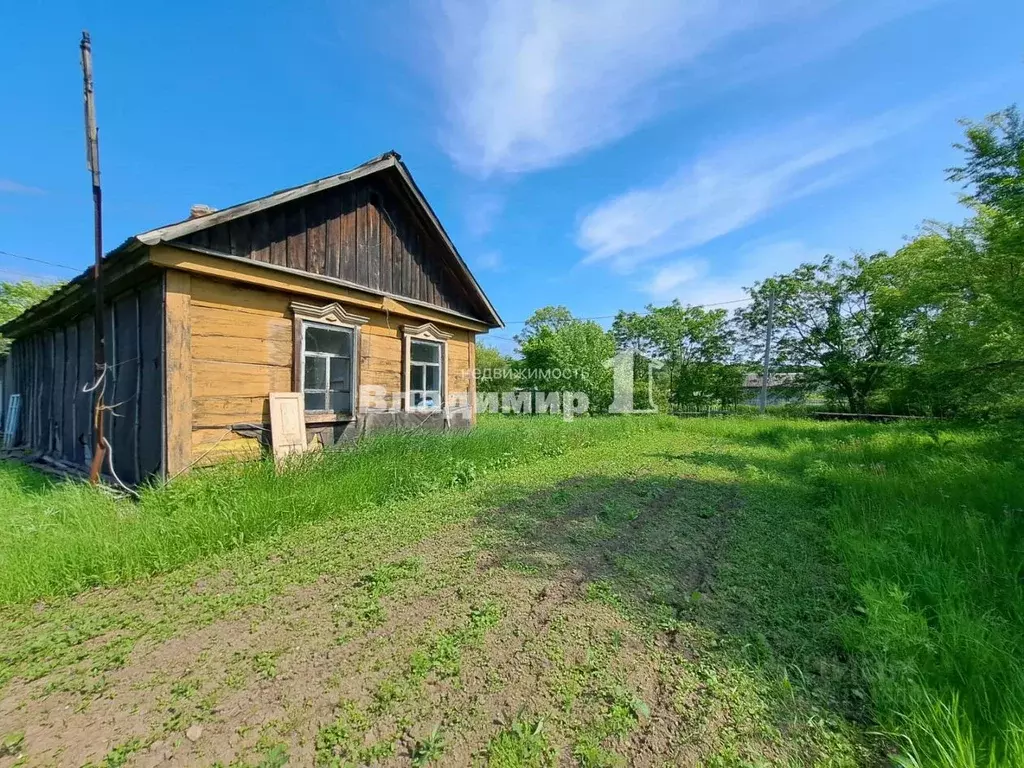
[81,30,107,482]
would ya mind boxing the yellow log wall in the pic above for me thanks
[176,271,477,467]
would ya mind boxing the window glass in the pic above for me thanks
[407,337,444,411]
[304,356,327,389]
[329,358,351,390]
[329,391,351,413]
[425,365,440,391]
[302,322,354,414]
[306,326,350,356]
[411,340,440,363]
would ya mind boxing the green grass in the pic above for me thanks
[486,717,556,767]
[1,415,1023,766]
[677,418,1024,767]
[0,415,670,604]
[796,424,1024,767]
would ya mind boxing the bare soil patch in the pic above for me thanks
[1,460,874,766]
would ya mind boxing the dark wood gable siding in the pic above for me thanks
[173,176,483,319]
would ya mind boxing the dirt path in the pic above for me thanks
[0,435,875,767]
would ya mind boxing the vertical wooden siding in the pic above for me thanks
[4,281,164,483]
[172,177,483,320]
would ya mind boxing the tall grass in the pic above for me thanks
[0,415,676,604]
[791,425,1024,767]
[4,414,1023,765]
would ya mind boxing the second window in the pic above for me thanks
[408,338,443,410]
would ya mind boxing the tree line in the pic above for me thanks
[480,104,1024,419]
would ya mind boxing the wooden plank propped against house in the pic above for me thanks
[269,392,306,466]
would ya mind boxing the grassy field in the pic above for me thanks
[0,416,1021,767]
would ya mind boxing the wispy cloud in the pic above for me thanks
[643,239,833,306]
[645,260,708,301]
[0,179,44,195]
[577,103,937,272]
[430,0,933,177]
[463,191,504,237]
[475,250,504,271]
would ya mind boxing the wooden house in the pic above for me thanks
[0,152,502,484]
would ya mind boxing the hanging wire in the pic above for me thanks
[102,436,139,498]
[165,427,235,485]
[82,363,108,393]
[0,248,81,273]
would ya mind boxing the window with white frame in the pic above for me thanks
[302,322,353,414]
[408,338,443,410]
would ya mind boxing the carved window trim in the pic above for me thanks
[291,301,369,422]
[402,323,452,412]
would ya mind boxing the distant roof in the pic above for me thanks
[1,151,502,336]
[742,372,801,388]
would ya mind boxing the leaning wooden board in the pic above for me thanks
[269,392,306,464]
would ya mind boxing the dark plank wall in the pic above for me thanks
[174,176,484,319]
[4,280,164,484]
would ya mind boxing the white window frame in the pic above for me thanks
[403,323,452,412]
[291,301,368,421]
[301,320,355,415]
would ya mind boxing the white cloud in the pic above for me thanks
[433,0,812,176]
[464,191,504,237]
[0,179,44,195]
[430,0,933,177]
[475,251,503,271]
[577,103,937,272]
[642,239,833,306]
[645,260,707,300]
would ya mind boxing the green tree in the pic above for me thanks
[873,106,1024,416]
[612,302,741,411]
[736,254,913,413]
[474,342,516,393]
[0,280,59,355]
[516,306,615,412]
[948,106,1024,218]
[513,305,575,344]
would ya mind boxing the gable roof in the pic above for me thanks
[1,152,502,337]
[134,151,502,327]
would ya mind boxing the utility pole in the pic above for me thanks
[81,30,107,483]
[759,291,776,414]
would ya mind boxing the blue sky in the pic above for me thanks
[1,0,1021,352]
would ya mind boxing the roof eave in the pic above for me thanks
[134,152,401,247]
